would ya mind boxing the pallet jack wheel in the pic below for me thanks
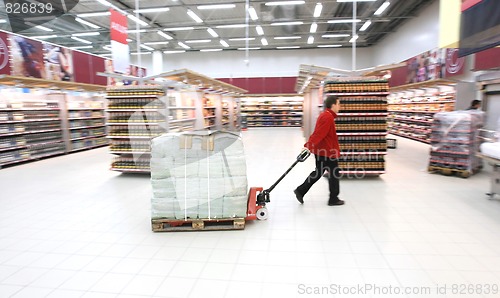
[256,207,269,220]
[461,171,470,178]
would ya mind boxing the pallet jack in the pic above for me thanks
[246,148,311,220]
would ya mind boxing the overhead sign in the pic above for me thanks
[110,8,129,74]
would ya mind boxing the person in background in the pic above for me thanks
[294,95,344,206]
[467,100,481,110]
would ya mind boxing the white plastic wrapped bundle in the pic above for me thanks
[150,131,248,220]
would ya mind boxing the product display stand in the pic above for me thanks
[323,78,389,176]
[240,95,303,128]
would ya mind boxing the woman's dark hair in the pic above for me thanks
[324,95,339,109]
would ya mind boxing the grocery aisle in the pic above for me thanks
[0,128,500,298]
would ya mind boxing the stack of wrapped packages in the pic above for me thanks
[150,131,248,220]
[429,110,485,173]
[480,117,500,160]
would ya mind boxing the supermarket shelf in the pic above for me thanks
[325,92,390,96]
[0,75,105,91]
[107,135,158,139]
[70,144,108,152]
[390,126,430,134]
[247,119,302,122]
[67,108,105,111]
[0,108,60,111]
[0,151,66,168]
[431,150,470,156]
[203,107,216,109]
[392,117,432,124]
[389,132,430,144]
[106,109,164,112]
[110,167,150,173]
[0,118,61,124]
[168,106,196,109]
[27,140,64,147]
[0,145,27,152]
[339,113,389,116]
[0,128,62,137]
[247,125,301,127]
[340,151,387,155]
[242,109,302,112]
[430,139,472,144]
[388,110,443,114]
[69,125,106,130]
[204,116,216,119]
[106,95,160,99]
[389,78,456,92]
[106,122,165,125]
[71,135,106,141]
[337,132,387,136]
[246,113,302,117]
[170,118,196,123]
[242,103,302,106]
[68,116,105,120]
[110,151,151,154]
[389,100,455,105]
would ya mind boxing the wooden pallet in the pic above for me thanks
[428,165,481,178]
[151,217,246,232]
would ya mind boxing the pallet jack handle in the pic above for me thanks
[256,148,311,205]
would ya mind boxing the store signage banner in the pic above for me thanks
[9,35,45,78]
[0,31,10,75]
[110,9,129,74]
[444,48,465,77]
[473,47,500,70]
[404,48,466,84]
[44,44,74,82]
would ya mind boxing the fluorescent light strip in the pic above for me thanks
[314,3,323,17]
[140,44,154,51]
[131,52,152,55]
[349,35,358,43]
[127,29,146,33]
[197,4,235,9]
[0,19,7,23]
[237,47,261,50]
[307,36,314,44]
[220,40,229,47]
[157,31,173,40]
[229,37,255,41]
[33,35,58,39]
[185,39,211,43]
[256,25,264,35]
[216,24,248,29]
[274,36,301,40]
[317,44,342,47]
[72,32,100,37]
[277,46,300,49]
[103,45,112,51]
[248,7,258,20]
[337,0,375,2]
[144,41,169,45]
[359,20,372,31]
[71,36,92,44]
[200,49,223,52]
[271,21,303,26]
[178,42,191,49]
[164,27,194,31]
[327,19,361,24]
[75,17,100,29]
[35,25,53,32]
[322,34,350,38]
[134,7,170,13]
[207,28,219,37]
[96,0,112,7]
[164,50,186,54]
[77,12,110,17]
[187,9,203,23]
[265,1,305,6]
[310,22,317,33]
[261,38,268,46]
[374,1,390,15]
[69,45,93,49]
[127,14,149,27]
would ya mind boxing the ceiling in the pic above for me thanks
[0,0,434,57]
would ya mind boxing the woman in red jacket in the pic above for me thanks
[294,95,344,206]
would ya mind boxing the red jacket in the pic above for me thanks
[304,108,341,158]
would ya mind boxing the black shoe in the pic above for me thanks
[294,189,304,204]
[328,199,344,206]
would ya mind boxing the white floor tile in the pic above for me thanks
[188,279,229,298]
[30,269,75,288]
[121,275,164,296]
[0,284,23,297]
[2,267,48,286]
[90,272,135,293]
[109,258,148,274]
[10,286,53,298]
[46,289,86,298]
[168,261,205,279]
[60,271,105,291]
[154,277,196,298]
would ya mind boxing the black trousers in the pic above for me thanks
[296,155,340,202]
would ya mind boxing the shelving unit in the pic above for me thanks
[222,97,230,129]
[240,95,303,127]
[324,78,389,175]
[166,92,196,132]
[202,96,217,129]
[388,80,456,144]
[0,94,65,167]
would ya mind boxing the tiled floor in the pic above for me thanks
[1,127,500,298]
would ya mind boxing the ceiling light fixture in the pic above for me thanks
[157,30,173,40]
[0,19,7,23]
[164,50,186,54]
[248,7,258,20]
[95,0,112,7]
[271,21,303,26]
[69,45,93,49]
[337,0,375,2]
[133,7,170,13]
[200,49,223,52]
[317,44,342,47]
[126,38,132,42]
[127,14,149,26]
[327,19,361,24]
[71,36,92,44]
[35,25,53,31]
[359,20,372,31]
[140,44,154,51]
[131,52,152,55]
[185,39,211,43]
[178,42,191,49]
[256,25,264,36]
[265,1,305,6]
[102,45,112,51]
[349,35,359,42]
[207,28,219,37]
[33,35,58,39]
[313,3,323,17]
[77,12,110,17]
[261,38,268,45]
[307,36,314,44]
[187,9,203,23]
[197,4,236,9]
[322,34,350,38]
[72,32,100,37]
[216,24,248,29]
[310,22,317,33]
[164,27,195,31]
[274,36,301,40]
[237,47,261,50]
[277,46,300,49]
[229,37,255,41]
[75,17,100,29]
[374,1,390,15]
[220,40,229,47]
[144,41,169,45]
[127,29,146,33]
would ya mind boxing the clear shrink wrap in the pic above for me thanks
[150,131,248,220]
[429,110,485,173]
